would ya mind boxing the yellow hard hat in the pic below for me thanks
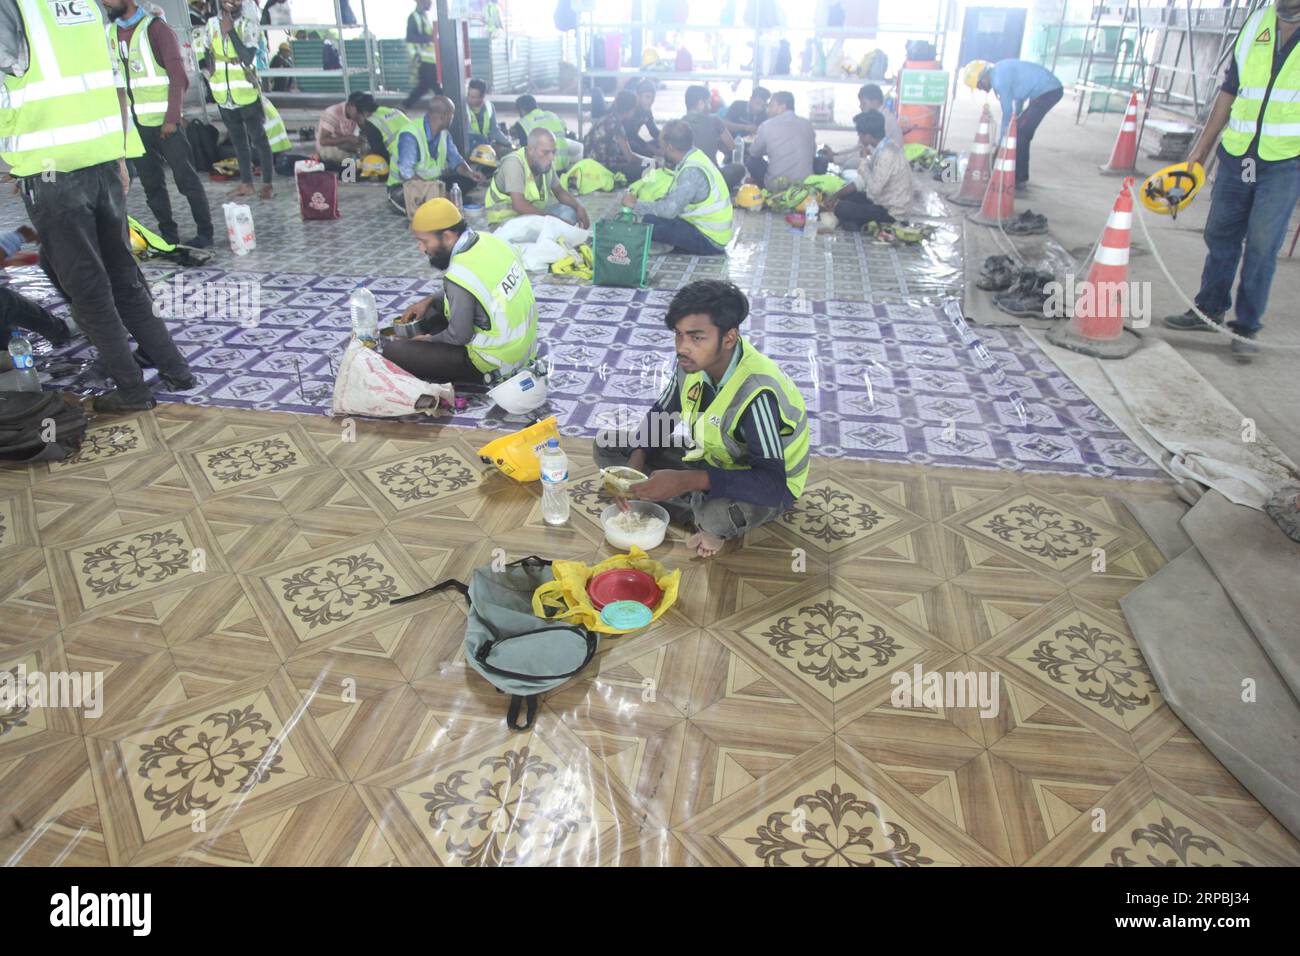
[477,417,561,482]
[469,144,499,168]
[1140,161,1204,219]
[359,153,389,178]
[128,226,147,257]
[642,48,660,68]
[735,184,765,209]
[962,60,992,91]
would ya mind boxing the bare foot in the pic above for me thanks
[258,185,274,201]
[229,183,254,198]
[687,531,724,560]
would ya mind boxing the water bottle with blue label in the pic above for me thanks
[7,331,40,393]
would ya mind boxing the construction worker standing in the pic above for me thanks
[403,0,440,110]
[0,0,194,413]
[104,0,214,248]
[1163,0,1300,363]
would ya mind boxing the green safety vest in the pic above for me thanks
[443,232,538,374]
[520,108,570,171]
[468,102,497,139]
[396,118,449,185]
[677,339,810,500]
[108,14,169,128]
[204,16,259,107]
[1222,7,1300,161]
[261,98,291,153]
[0,0,128,177]
[673,148,735,247]
[485,148,554,224]
[369,106,409,155]
[408,11,438,64]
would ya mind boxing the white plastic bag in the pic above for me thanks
[223,202,256,256]
[492,215,592,271]
[331,341,455,418]
[294,158,325,176]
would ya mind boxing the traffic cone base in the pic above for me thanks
[950,103,994,207]
[1100,91,1141,176]
[970,113,1019,226]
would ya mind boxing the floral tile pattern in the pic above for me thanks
[1083,800,1263,867]
[357,448,481,511]
[193,430,318,492]
[68,519,197,611]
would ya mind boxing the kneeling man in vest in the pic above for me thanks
[385,198,539,386]
[594,280,808,559]
[620,120,734,256]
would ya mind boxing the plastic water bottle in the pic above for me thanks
[803,196,819,238]
[7,331,40,392]
[349,285,379,349]
[733,137,745,165]
[450,181,463,211]
[539,438,570,526]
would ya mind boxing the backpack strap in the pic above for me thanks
[389,577,469,606]
[506,694,540,731]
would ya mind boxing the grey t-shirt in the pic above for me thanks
[683,110,727,166]
[491,150,559,205]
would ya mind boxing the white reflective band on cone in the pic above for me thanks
[1121,122,1136,131]
[1095,245,1130,266]
[994,158,1015,171]
[1108,211,1133,230]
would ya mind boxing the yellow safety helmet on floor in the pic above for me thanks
[128,225,147,257]
[1140,161,1205,219]
[962,60,991,91]
[477,417,561,482]
[359,153,389,179]
[735,183,766,209]
[469,144,499,168]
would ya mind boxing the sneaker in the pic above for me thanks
[92,390,157,414]
[1230,336,1259,363]
[1163,308,1223,332]
[185,235,215,249]
[159,371,197,391]
[976,262,1017,291]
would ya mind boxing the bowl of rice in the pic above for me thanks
[600,501,670,551]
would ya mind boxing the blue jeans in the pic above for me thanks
[643,214,725,255]
[1195,147,1300,335]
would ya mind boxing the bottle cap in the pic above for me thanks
[546,438,559,448]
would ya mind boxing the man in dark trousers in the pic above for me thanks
[403,0,441,110]
[1,0,194,413]
[105,0,215,248]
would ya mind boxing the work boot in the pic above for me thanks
[1163,308,1223,332]
[92,390,157,414]
[1230,335,1259,363]
[185,234,215,249]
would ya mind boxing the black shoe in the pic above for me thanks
[92,390,157,414]
[1230,336,1259,363]
[159,370,197,391]
[1163,308,1224,332]
[185,234,215,249]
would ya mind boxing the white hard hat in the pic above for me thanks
[488,367,549,414]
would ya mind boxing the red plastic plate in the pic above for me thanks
[587,568,662,611]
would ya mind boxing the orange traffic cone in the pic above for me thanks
[1047,178,1142,359]
[950,104,994,207]
[970,112,1018,226]
[1100,91,1141,175]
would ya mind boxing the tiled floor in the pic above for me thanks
[3,405,1296,866]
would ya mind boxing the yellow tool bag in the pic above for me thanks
[532,547,680,634]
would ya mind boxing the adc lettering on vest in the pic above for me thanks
[50,0,96,24]
[498,261,524,300]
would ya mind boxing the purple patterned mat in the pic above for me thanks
[4,265,1163,479]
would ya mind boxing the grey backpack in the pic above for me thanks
[392,556,598,730]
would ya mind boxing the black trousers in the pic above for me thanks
[381,301,482,385]
[835,192,894,228]
[1015,86,1063,184]
[0,285,69,345]
[19,163,190,403]
[134,122,215,243]
[219,99,275,186]
[744,155,768,188]
[404,62,442,109]
[362,120,388,157]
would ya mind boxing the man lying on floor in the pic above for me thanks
[384,198,538,386]
[594,280,809,559]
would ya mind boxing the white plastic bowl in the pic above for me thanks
[600,501,669,551]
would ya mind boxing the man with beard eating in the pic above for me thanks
[484,128,589,228]
[383,198,539,386]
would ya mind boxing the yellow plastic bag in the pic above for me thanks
[532,547,680,634]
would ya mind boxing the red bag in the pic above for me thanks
[297,169,339,220]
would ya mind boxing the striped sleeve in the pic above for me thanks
[705,392,793,511]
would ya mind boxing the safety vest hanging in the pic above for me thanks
[109,15,170,128]
[261,98,291,153]
[677,339,810,500]
[204,16,259,108]
[485,148,554,223]
[443,232,539,375]
[1223,7,1300,161]
[0,0,128,177]
[672,148,735,247]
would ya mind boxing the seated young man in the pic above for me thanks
[825,110,913,229]
[593,280,809,560]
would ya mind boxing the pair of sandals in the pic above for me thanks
[1003,209,1048,236]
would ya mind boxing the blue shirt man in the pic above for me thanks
[976,60,1064,186]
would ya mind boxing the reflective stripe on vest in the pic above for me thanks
[674,148,735,247]
[205,17,259,107]
[262,99,291,153]
[1223,8,1300,161]
[520,109,570,170]
[400,119,449,180]
[485,148,554,223]
[443,233,538,374]
[1,0,127,176]
[408,12,438,64]
[109,15,169,127]
[369,106,409,153]
[678,339,810,499]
